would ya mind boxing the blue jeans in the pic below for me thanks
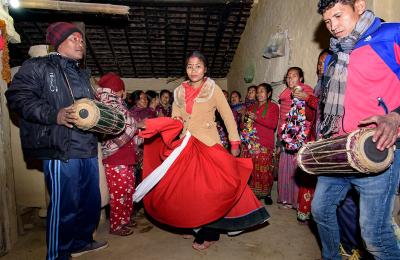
[311,150,400,260]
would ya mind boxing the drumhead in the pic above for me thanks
[73,98,100,130]
[348,129,394,173]
[363,136,389,163]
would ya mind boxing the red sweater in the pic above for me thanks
[248,100,279,149]
[102,138,136,166]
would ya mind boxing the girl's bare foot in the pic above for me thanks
[192,241,215,250]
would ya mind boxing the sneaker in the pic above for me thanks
[70,240,108,258]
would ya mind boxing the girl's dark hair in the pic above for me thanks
[317,0,355,14]
[230,90,242,100]
[145,90,158,102]
[185,50,208,69]
[160,89,171,97]
[317,49,331,74]
[318,48,330,59]
[247,85,257,92]
[257,83,273,100]
[130,90,145,106]
[286,67,305,83]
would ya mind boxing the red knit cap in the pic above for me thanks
[46,22,82,51]
[98,72,125,92]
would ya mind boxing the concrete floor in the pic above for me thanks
[3,184,322,260]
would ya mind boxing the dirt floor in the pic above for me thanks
[3,184,322,260]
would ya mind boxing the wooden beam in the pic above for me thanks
[200,10,210,50]
[164,7,170,78]
[220,7,242,72]
[33,22,45,37]
[0,81,18,256]
[129,0,252,3]
[18,0,130,15]
[143,8,154,76]
[124,26,137,77]
[15,25,32,46]
[85,35,104,75]
[104,26,122,76]
[210,5,231,75]
[181,6,191,75]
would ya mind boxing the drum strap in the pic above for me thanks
[61,70,76,103]
[61,70,96,103]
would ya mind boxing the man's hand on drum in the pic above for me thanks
[57,105,77,128]
[359,112,400,151]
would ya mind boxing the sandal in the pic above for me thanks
[110,226,134,236]
[127,219,137,228]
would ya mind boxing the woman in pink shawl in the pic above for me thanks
[277,67,313,210]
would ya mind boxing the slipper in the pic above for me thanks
[110,226,134,236]
[279,204,293,209]
[127,219,137,228]
[297,220,309,225]
[139,225,153,233]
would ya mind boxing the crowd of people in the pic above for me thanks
[5,0,400,259]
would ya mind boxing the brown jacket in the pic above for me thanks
[172,78,240,146]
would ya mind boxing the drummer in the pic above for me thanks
[311,1,400,259]
[6,22,108,259]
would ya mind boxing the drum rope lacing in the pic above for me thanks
[62,71,125,134]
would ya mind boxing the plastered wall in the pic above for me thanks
[227,0,326,100]
[227,0,398,100]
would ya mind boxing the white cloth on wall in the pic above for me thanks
[263,29,290,102]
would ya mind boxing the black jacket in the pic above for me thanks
[6,53,98,160]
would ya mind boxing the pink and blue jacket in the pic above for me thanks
[325,18,400,135]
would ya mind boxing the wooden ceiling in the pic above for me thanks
[9,0,253,78]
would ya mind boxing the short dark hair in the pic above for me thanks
[286,67,305,83]
[130,90,145,106]
[160,89,171,97]
[185,50,208,69]
[247,85,257,92]
[230,90,242,100]
[318,48,330,59]
[317,0,355,14]
[257,83,273,100]
[145,90,158,102]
